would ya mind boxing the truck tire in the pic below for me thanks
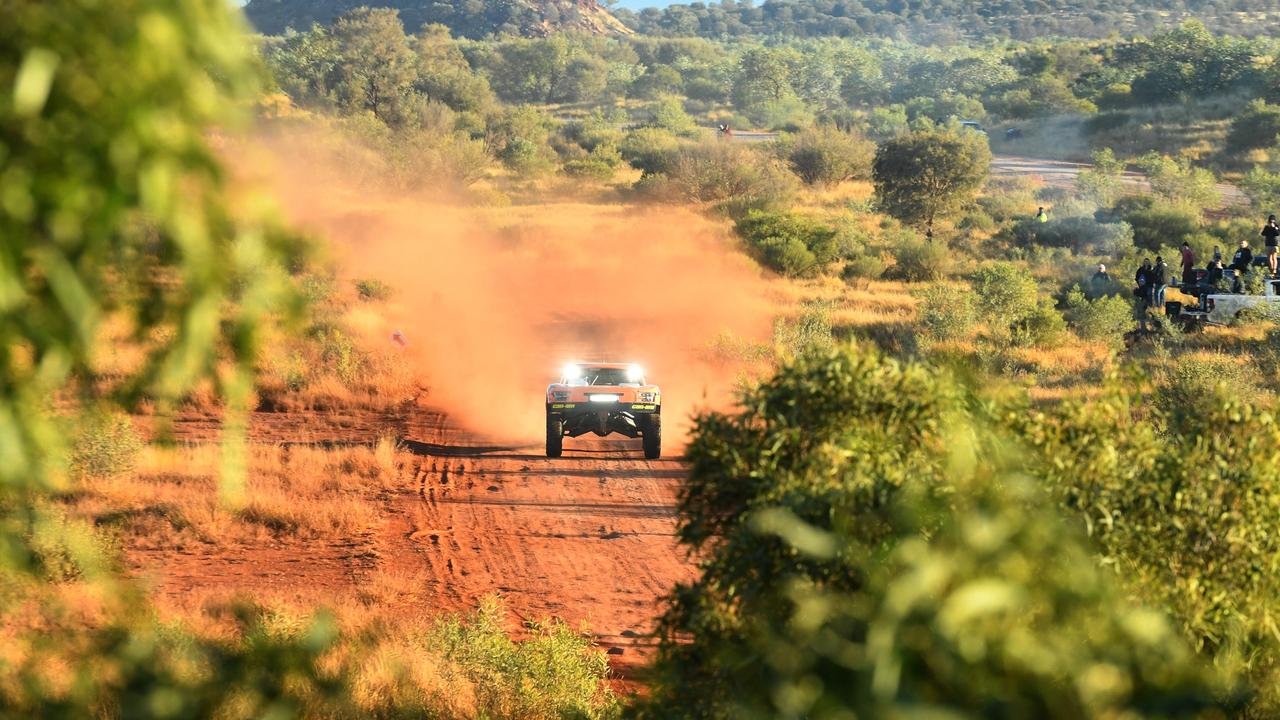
[546,416,563,458]
[642,414,661,459]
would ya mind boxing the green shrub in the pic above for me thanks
[430,597,619,719]
[971,262,1039,326]
[1065,285,1132,346]
[917,286,976,340]
[889,236,949,281]
[637,347,1237,720]
[841,251,887,285]
[1021,378,1280,713]
[1154,353,1256,429]
[734,210,839,277]
[639,141,796,207]
[354,278,392,302]
[1227,99,1280,153]
[618,127,681,175]
[317,328,367,386]
[564,143,623,180]
[1012,215,1134,255]
[647,95,695,135]
[70,411,144,478]
[1011,298,1067,348]
[772,301,834,358]
[773,125,874,186]
[1124,202,1203,252]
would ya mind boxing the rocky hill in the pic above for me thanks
[243,0,631,38]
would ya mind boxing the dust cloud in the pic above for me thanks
[238,128,778,447]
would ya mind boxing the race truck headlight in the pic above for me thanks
[562,363,583,381]
[627,364,644,382]
[589,394,620,403]
[552,391,569,401]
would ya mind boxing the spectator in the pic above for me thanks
[1232,239,1254,273]
[1180,242,1196,285]
[1151,256,1169,308]
[1206,256,1225,285]
[1087,263,1112,298]
[1092,263,1111,284]
[1035,206,1049,223]
[1262,214,1279,245]
[1134,258,1151,304]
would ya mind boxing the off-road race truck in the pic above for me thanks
[546,363,661,459]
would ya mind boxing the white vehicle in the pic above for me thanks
[1173,275,1280,328]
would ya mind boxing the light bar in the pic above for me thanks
[627,364,644,381]
[589,394,620,403]
[562,363,582,380]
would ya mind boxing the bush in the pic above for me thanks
[917,286,976,340]
[1155,353,1256,429]
[563,143,622,180]
[1121,201,1201,253]
[317,328,367,386]
[773,126,874,185]
[1011,214,1133,255]
[70,410,143,478]
[647,95,695,135]
[1021,377,1280,712]
[1227,99,1280,153]
[1011,298,1067,348]
[639,141,796,207]
[637,347,1236,720]
[971,262,1039,327]
[841,251,887,285]
[354,278,391,301]
[618,127,681,176]
[734,210,839,277]
[1065,285,1132,346]
[430,597,619,719]
[771,301,835,358]
[890,236,949,281]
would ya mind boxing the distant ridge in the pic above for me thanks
[243,0,632,38]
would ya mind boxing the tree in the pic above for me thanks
[731,47,798,112]
[873,130,991,227]
[412,24,494,113]
[330,8,418,125]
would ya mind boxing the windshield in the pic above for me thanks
[567,367,639,386]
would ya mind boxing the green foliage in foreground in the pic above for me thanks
[634,347,1240,720]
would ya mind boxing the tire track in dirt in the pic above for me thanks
[136,405,695,677]
[383,410,695,673]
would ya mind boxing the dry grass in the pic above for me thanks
[69,438,407,548]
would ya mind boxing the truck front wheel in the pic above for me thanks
[642,414,661,459]
[546,416,563,458]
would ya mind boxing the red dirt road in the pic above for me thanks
[132,406,696,674]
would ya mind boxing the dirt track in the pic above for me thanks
[133,406,695,675]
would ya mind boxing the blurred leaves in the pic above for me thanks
[634,346,1241,719]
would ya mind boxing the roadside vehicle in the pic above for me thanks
[1169,273,1280,329]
